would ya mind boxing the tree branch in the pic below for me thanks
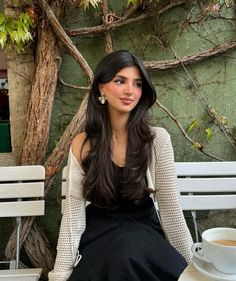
[44,94,89,195]
[38,0,93,83]
[144,41,236,70]
[67,0,185,36]
[59,77,90,90]
[100,0,113,53]
[155,100,223,161]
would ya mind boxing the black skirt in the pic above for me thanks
[68,197,187,281]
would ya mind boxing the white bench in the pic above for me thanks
[176,161,236,241]
[0,165,45,281]
[61,162,236,242]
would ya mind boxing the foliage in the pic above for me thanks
[187,121,213,142]
[68,0,102,10]
[205,127,213,141]
[0,12,34,53]
[187,119,199,133]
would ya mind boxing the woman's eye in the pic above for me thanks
[114,79,124,85]
[134,82,142,88]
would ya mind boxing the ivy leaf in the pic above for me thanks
[5,19,17,33]
[10,30,22,45]
[127,0,138,5]
[80,0,101,10]
[0,14,6,25]
[20,12,33,29]
[187,119,199,134]
[205,127,213,141]
[0,31,7,48]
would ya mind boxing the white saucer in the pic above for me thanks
[192,257,236,281]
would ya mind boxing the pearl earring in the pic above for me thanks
[98,94,106,104]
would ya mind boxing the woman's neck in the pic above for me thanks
[109,112,129,167]
[109,111,129,140]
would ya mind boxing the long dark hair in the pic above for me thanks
[82,50,157,207]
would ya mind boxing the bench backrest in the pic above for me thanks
[0,165,45,269]
[176,161,236,211]
[61,162,236,211]
[61,162,236,241]
[0,166,45,217]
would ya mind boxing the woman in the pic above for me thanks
[48,50,193,281]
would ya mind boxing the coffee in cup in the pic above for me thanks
[191,227,236,275]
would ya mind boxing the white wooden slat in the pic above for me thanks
[0,201,45,217]
[181,195,236,210]
[0,166,45,181]
[178,178,236,192]
[61,182,67,196]
[0,182,44,198]
[0,268,42,281]
[61,199,65,214]
[62,166,67,179]
[175,161,236,176]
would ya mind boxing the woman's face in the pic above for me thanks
[99,66,142,115]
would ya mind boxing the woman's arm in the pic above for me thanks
[48,135,87,281]
[153,128,193,263]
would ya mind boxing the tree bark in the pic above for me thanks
[21,0,64,165]
[24,223,55,280]
[38,0,93,83]
[144,41,236,70]
[5,0,66,277]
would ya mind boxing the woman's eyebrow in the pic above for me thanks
[114,75,142,81]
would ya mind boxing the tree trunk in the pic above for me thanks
[24,223,55,280]
[5,0,66,277]
[21,0,64,165]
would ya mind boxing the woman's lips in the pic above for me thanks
[120,98,134,105]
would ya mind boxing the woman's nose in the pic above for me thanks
[124,84,133,95]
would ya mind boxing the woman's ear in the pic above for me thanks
[98,83,104,93]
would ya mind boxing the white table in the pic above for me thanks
[178,262,217,281]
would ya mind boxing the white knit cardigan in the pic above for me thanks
[48,127,193,281]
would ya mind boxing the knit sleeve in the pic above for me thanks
[153,129,193,264]
[48,148,86,281]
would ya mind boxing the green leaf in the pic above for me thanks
[5,19,17,32]
[0,14,6,25]
[0,31,7,48]
[187,119,199,134]
[205,127,213,141]
[80,0,101,10]
[20,12,33,28]
[0,11,33,53]
[127,0,138,5]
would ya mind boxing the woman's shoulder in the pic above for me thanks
[71,132,90,164]
[150,126,170,141]
[149,126,173,161]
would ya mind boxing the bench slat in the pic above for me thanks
[0,201,45,217]
[0,182,44,198]
[176,161,236,176]
[0,166,45,181]
[62,166,67,179]
[178,178,236,192]
[61,182,67,196]
[181,195,236,210]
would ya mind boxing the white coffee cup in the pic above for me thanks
[191,227,236,275]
